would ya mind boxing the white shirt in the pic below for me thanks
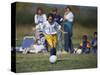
[64,12,74,22]
[36,23,44,31]
[43,21,61,35]
[34,14,47,24]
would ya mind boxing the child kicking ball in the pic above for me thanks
[42,13,67,63]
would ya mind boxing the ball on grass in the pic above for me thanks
[49,55,57,63]
[76,49,82,54]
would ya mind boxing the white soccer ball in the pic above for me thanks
[49,55,57,63]
[76,49,82,54]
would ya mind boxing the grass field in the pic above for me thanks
[15,23,97,73]
[16,52,97,73]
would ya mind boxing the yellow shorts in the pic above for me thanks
[45,34,57,48]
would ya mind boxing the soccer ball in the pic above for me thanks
[76,49,82,54]
[49,55,57,63]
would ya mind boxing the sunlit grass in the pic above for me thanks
[16,53,97,73]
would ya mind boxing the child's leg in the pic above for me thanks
[85,48,90,53]
[94,48,97,54]
[45,35,57,55]
[53,35,57,48]
[93,47,97,54]
[50,48,56,55]
[44,40,48,52]
[50,35,57,55]
[82,48,85,53]
[82,48,90,54]
[45,35,55,55]
[45,35,53,47]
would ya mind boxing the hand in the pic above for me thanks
[32,27,36,32]
[63,31,68,34]
[60,29,67,34]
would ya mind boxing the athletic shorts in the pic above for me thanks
[45,34,57,48]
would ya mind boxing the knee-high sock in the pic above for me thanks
[50,47,56,56]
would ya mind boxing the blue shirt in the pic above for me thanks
[91,38,97,48]
[52,14,63,25]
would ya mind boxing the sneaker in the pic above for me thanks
[62,50,68,54]
[57,50,62,60]
[57,51,61,56]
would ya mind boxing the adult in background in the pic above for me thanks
[51,8,63,54]
[63,6,74,53]
[34,7,47,40]
[34,7,48,51]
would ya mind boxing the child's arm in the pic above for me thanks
[43,14,47,22]
[56,23,67,34]
[59,29,68,34]
[32,27,36,32]
[91,39,97,47]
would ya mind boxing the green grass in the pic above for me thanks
[16,53,97,73]
[15,23,97,73]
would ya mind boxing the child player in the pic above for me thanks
[79,35,91,54]
[43,13,66,56]
[91,32,97,54]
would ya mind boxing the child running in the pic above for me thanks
[43,13,66,56]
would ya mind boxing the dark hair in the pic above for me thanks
[47,13,54,20]
[65,6,71,11]
[94,32,97,35]
[52,7,58,12]
[82,35,88,40]
[36,7,44,14]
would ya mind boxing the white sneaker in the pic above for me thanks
[62,51,68,54]
[57,51,62,59]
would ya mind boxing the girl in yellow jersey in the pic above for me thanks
[43,13,66,56]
